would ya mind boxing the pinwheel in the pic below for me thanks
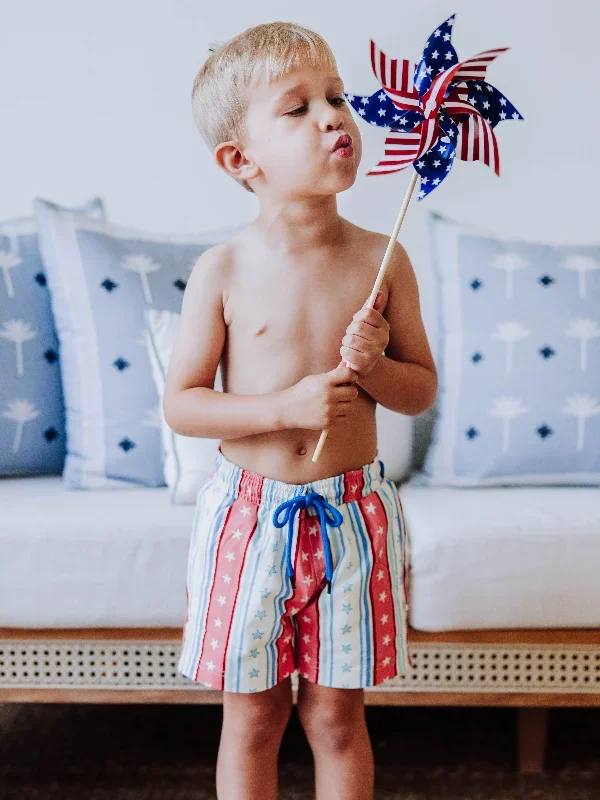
[312,13,523,461]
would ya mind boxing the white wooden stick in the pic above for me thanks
[311,170,419,463]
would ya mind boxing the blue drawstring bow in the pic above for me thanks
[272,491,343,594]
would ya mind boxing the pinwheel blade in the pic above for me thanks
[414,114,458,198]
[457,115,501,175]
[414,14,459,98]
[366,119,440,176]
[422,48,509,119]
[366,129,422,175]
[344,89,421,130]
[370,41,421,110]
[450,81,524,127]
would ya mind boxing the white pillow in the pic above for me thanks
[376,403,412,484]
[144,308,221,504]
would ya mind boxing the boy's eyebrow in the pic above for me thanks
[271,76,344,108]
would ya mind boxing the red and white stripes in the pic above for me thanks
[193,472,263,687]
[357,490,399,684]
[367,119,439,176]
[459,114,501,175]
[370,40,420,110]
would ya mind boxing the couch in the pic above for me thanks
[2,459,600,775]
[2,205,599,777]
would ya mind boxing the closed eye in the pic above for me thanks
[286,97,347,116]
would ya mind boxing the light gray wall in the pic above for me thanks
[3,0,597,346]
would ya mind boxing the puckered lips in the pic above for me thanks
[331,134,354,158]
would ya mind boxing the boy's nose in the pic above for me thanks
[320,115,343,133]
[318,103,344,133]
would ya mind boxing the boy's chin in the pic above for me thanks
[325,171,358,194]
[278,168,358,198]
[309,168,358,194]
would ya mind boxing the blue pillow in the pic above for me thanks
[34,198,240,489]
[419,212,600,486]
[0,199,104,476]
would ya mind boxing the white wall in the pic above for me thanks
[2,0,598,337]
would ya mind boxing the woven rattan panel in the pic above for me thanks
[1,639,599,693]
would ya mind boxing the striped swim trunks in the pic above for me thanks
[177,447,412,693]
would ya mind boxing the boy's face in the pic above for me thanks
[241,65,362,199]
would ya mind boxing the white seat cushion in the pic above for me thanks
[400,485,600,630]
[0,476,194,627]
[7,477,599,632]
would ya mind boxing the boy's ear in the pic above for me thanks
[213,141,260,184]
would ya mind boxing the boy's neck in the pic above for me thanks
[254,194,347,254]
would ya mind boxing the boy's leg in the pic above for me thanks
[216,675,293,800]
[296,677,374,800]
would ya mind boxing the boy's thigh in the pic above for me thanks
[178,478,295,693]
[295,479,409,689]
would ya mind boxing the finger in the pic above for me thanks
[345,321,371,339]
[358,319,384,338]
[329,362,358,384]
[342,333,370,351]
[339,343,363,363]
[353,307,388,328]
[347,330,388,356]
[362,290,383,310]
[341,339,374,357]
[340,346,367,372]
[342,362,360,375]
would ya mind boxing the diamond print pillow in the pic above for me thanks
[0,198,104,476]
[34,198,239,489]
[419,212,600,486]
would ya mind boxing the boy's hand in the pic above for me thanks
[340,291,389,376]
[281,363,359,431]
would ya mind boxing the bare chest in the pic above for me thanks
[223,257,377,388]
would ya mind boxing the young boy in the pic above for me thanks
[164,21,437,800]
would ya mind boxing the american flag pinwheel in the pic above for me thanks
[344,14,523,198]
[312,14,523,462]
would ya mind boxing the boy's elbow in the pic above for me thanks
[404,367,437,416]
[419,368,438,414]
[162,391,183,435]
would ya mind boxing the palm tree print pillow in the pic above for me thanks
[420,212,600,486]
[33,198,240,489]
[0,199,104,477]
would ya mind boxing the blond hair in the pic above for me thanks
[191,21,338,193]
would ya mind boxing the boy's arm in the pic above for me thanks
[353,243,437,416]
[162,248,284,439]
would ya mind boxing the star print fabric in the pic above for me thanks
[344,13,523,197]
[177,448,412,693]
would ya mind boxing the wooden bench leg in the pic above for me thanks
[517,707,549,774]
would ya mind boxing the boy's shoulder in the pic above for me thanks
[188,237,239,289]
[188,223,256,281]
[345,221,412,276]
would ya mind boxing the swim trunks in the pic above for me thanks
[177,447,412,693]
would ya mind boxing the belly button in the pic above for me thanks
[297,446,307,457]
[254,324,267,336]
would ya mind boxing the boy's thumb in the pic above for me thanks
[363,289,383,310]
[370,290,384,311]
